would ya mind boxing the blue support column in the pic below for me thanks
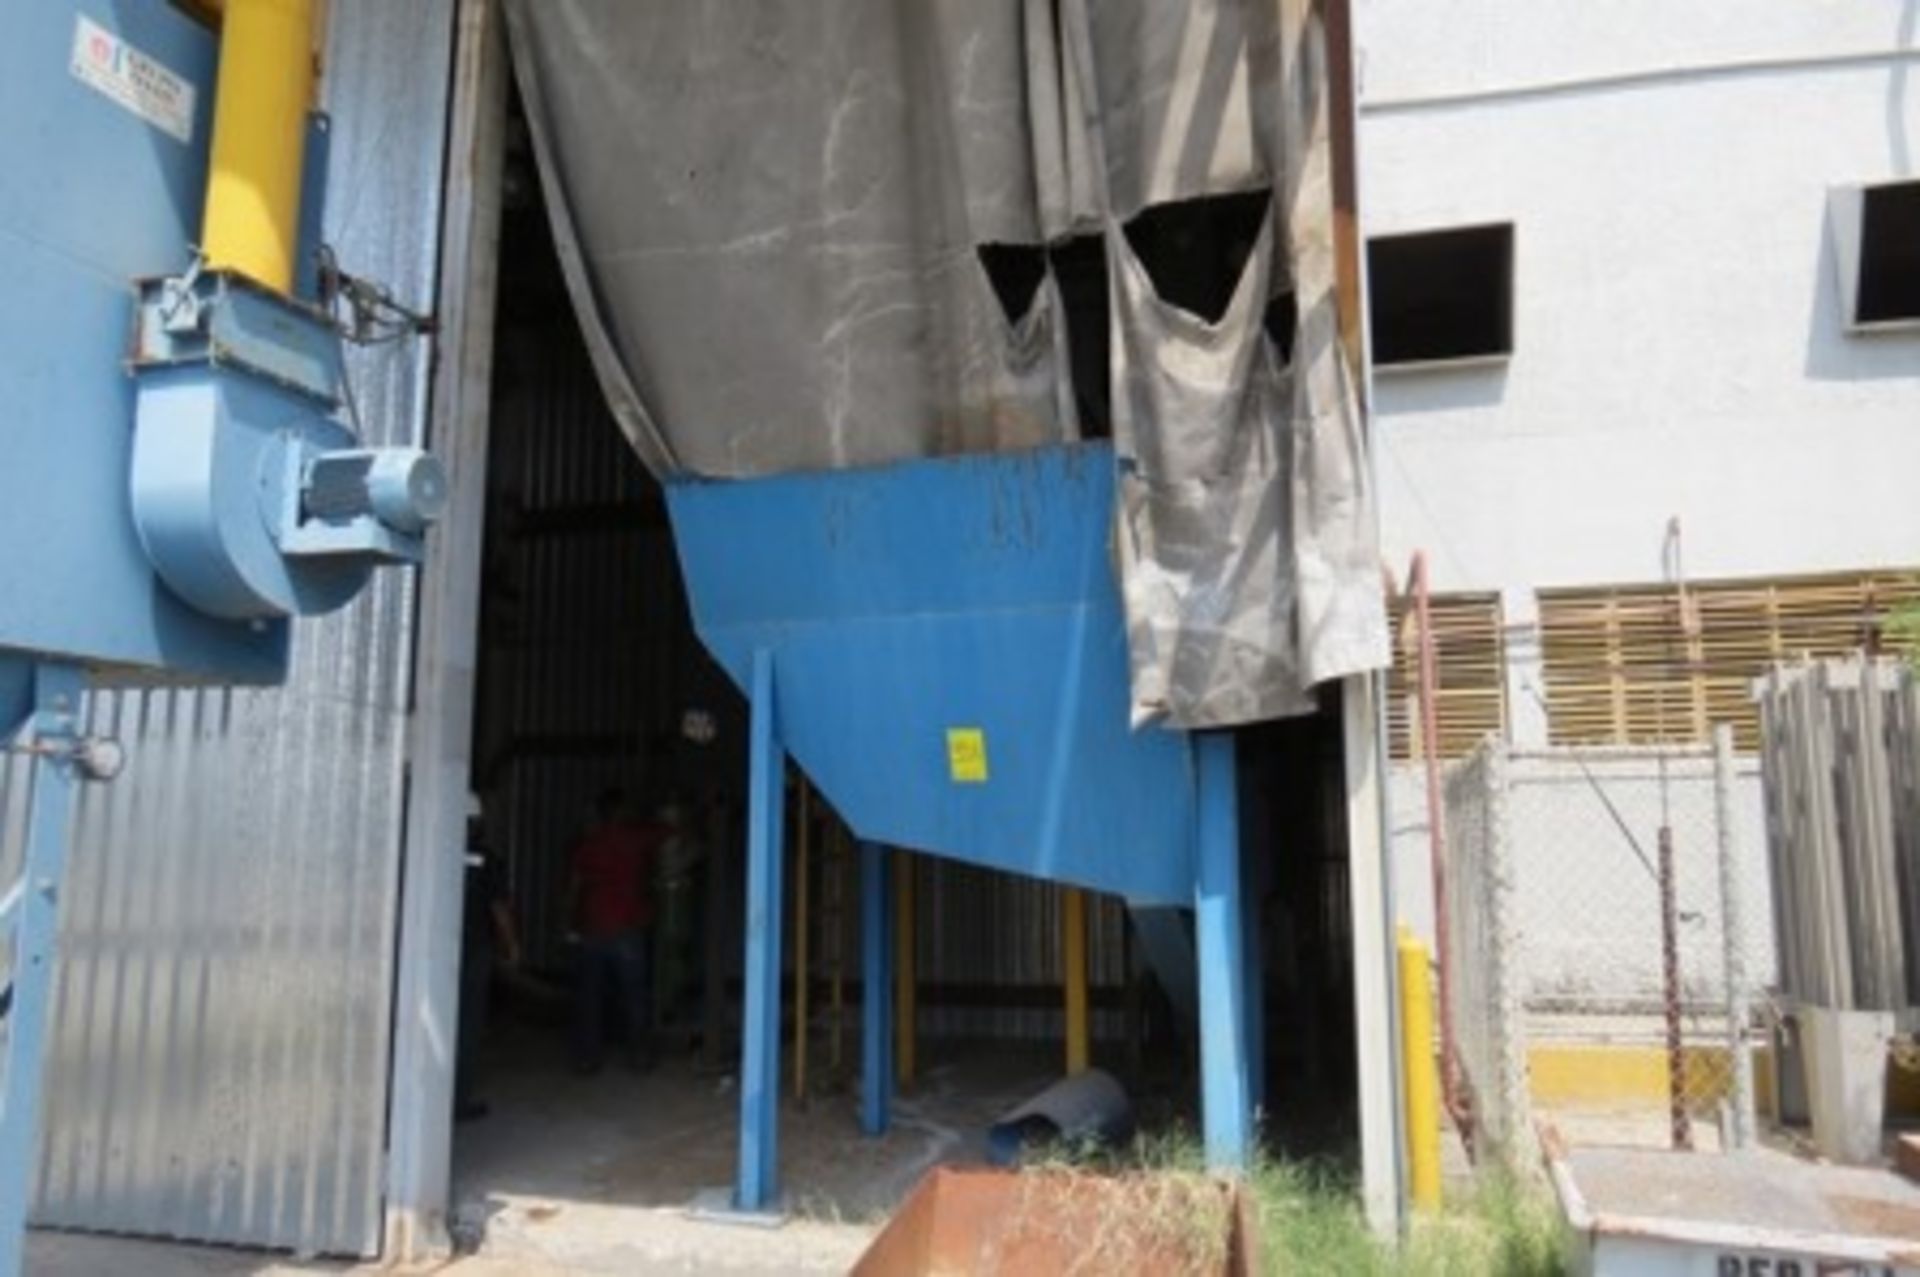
[1194,730,1251,1172]
[735,649,787,1213]
[859,841,892,1136]
[0,663,85,1277]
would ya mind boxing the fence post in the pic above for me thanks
[1713,724,1756,1150]
[1483,741,1529,1163]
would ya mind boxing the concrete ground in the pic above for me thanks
[1543,1104,1732,1152]
[28,1026,1069,1275]
[447,1026,1065,1273]
[1566,1142,1920,1242]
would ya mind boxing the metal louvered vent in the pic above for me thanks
[1388,592,1507,761]
[1541,571,1920,750]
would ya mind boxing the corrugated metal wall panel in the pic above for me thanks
[784,842,1131,1048]
[9,1,458,1258]
[912,856,1129,1044]
[32,687,407,1252]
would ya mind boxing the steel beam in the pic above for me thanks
[1195,731,1251,1170]
[383,0,505,1256]
[735,648,787,1212]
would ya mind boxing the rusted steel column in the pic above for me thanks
[1658,825,1693,1151]
[1412,553,1459,1117]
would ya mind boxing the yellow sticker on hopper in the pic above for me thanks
[946,728,988,783]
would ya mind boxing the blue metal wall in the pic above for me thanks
[0,1,459,1258]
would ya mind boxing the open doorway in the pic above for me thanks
[447,92,753,1227]
[442,91,1367,1251]
[1242,690,1362,1166]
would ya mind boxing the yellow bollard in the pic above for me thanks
[201,0,316,293]
[894,852,917,1087]
[1398,925,1443,1210]
[1063,887,1089,1074]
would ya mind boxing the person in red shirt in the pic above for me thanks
[569,787,661,1074]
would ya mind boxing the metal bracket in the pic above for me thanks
[2,736,123,782]
[133,268,344,406]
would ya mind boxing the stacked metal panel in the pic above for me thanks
[1755,659,1918,1011]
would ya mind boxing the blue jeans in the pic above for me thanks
[573,929,652,1070]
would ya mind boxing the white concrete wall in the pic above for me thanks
[1357,0,1920,595]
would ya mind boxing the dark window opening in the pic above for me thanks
[1367,223,1514,367]
[977,243,1050,326]
[1049,234,1111,438]
[1855,181,1920,325]
[1122,189,1272,325]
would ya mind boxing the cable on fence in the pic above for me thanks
[1520,681,1709,924]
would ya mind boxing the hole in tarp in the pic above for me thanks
[1049,234,1110,438]
[1264,289,1298,366]
[977,242,1050,326]
[1121,188,1273,325]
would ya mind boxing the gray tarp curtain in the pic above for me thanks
[503,0,1387,727]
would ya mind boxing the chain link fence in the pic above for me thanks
[1439,731,1770,1165]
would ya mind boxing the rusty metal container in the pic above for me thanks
[853,1166,1260,1277]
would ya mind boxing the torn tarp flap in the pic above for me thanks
[504,0,1387,728]
[1108,199,1319,728]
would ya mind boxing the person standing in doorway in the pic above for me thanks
[569,786,661,1074]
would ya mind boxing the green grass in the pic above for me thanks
[1038,1132,1570,1276]
[1254,1158,1568,1276]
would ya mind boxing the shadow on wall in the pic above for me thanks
[1890,0,1915,177]
[1806,5,1919,381]
[1801,197,1920,384]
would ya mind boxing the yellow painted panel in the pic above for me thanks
[1529,1043,1920,1119]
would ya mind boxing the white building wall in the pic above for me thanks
[1357,0,1920,596]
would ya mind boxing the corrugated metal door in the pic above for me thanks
[17,682,409,1256]
[0,1,457,1257]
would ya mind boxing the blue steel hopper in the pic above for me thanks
[667,441,1255,1213]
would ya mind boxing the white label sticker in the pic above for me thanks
[70,15,196,145]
